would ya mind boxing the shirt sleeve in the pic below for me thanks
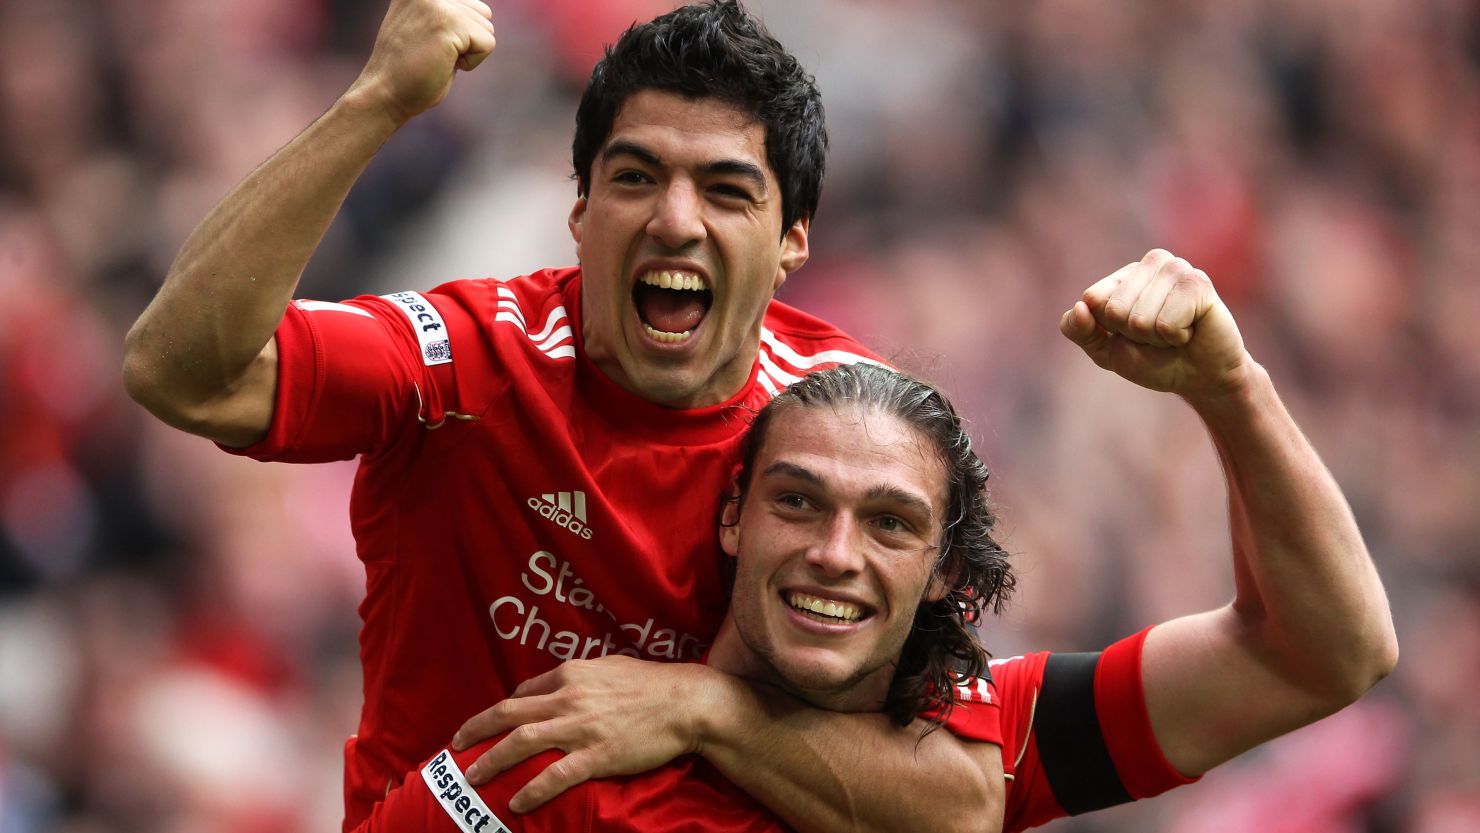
[999,627,1200,833]
[351,739,579,833]
[218,294,459,463]
[926,671,1004,745]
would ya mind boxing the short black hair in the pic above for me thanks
[731,363,1015,727]
[572,1,828,235]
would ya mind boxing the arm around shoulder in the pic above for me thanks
[696,670,1004,833]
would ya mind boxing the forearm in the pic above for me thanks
[123,88,402,423]
[698,676,1000,833]
[1189,363,1398,698]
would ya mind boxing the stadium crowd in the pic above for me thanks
[0,0,1476,831]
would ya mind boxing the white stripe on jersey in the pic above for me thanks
[759,327,888,374]
[493,287,574,361]
[528,307,572,345]
[495,298,527,329]
[294,300,373,318]
[954,675,994,705]
[535,326,573,352]
[757,348,802,388]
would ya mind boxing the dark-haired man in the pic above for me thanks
[123,2,1001,830]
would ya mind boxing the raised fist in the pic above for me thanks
[350,0,496,124]
[1060,249,1253,400]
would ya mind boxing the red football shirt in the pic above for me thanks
[225,267,892,829]
[350,628,1196,833]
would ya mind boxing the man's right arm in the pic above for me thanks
[122,0,495,447]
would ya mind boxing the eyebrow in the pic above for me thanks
[602,140,769,193]
[760,460,936,522]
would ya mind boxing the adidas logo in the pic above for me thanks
[527,491,594,540]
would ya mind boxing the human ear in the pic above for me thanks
[568,197,588,248]
[774,216,810,290]
[922,560,957,603]
[720,509,740,557]
[719,471,743,557]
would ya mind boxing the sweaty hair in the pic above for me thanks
[731,363,1015,727]
[572,0,828,235]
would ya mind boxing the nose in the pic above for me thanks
[646,178,707,249]
[804,512,866,578]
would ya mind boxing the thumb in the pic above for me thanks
[1060,301,1117,372]
[1060,301,1109,353]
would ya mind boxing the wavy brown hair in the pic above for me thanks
[730,363,1015,727]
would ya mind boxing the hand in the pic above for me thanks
[451,656,718,812]
[1060,249,1252,401]
[349,0,496,124]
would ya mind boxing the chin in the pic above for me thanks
[628,367,712,408]
[772,655,864,700]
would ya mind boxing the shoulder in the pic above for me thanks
[395,267,580,364]
[420,267,578,318]
[756,298,887,394]
[761,297,871,350]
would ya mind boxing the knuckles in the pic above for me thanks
[544,756,581,784]
[1141,247,1175,266]
[508,722,544,746]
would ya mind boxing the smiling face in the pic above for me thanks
[569,89,811,408]
[716,403,949,713]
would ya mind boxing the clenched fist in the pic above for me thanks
[349,0,497,124]
[1060,249,1253,401]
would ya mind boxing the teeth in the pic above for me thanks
[644,324,692,343]
[638,271,706,341]
[639,270,709,292]
[787,592,862,622]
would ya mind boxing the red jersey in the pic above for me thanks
[355,746,788,833]
[351,628,1196,833]
[225,268,889,829]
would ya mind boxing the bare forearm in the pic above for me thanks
[698,677,999,833]
[123,90,401,421]
[1189,364,1398,697]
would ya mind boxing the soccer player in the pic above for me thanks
[356,362,1017,832]
[355,237,1398,831]
[122,2,1003,831]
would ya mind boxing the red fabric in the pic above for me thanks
[995,630,1197,833]
[220,267,887,830]
[1096,626,1197,800]
[354,737,788,833]
[922,673,1003,745]
[351,635,1194,833]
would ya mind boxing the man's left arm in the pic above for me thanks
[694,669,1006,833]
[1060,248,1400,777]
[453,655,1004,833]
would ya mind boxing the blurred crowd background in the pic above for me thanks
[1,0,1477,831]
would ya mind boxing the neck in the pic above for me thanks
[707,615,892,714]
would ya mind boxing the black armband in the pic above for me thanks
[1035,651,1133,815]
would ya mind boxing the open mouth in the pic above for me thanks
[633,270,713,344]
[785,591,868,625]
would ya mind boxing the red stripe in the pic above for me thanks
[1094,626,1199,799]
